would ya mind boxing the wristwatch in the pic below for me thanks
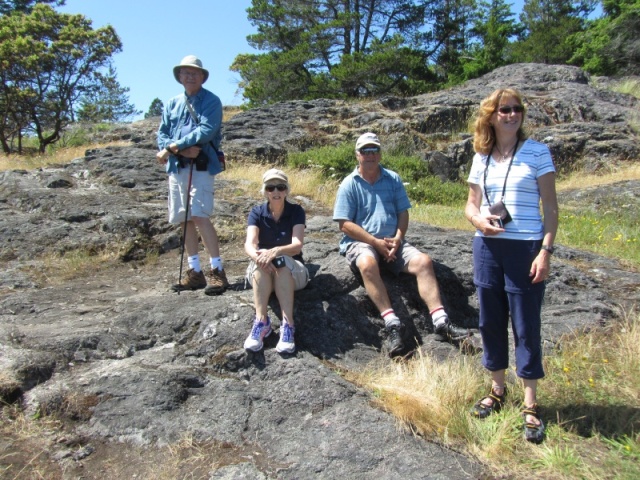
[541,245,554,254]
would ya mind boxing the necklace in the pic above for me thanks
[495,141,517,162]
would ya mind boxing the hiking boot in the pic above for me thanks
[171,268,206,292]
[434,322,470,343]
[384,324,404,357]
[204,267,229,296]
[276,322,295,354]
[244,316,272,352]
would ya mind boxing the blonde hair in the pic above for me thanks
[473,88,527,155]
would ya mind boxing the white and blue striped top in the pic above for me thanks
[467,138,556,241]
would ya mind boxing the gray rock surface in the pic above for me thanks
[221,63,638,179]
[1,63,639,478]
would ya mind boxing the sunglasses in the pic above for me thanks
[265,184,288,192]
[358,146,381,154]
[497,105,525,114]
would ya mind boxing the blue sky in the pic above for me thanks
[57,0,530,120]
[59,0,257,118]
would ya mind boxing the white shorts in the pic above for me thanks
[167,169,215,224]
[245,256,309,291]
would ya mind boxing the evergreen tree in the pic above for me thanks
[512,0,595,64]
[145,98,164,119]
[569,0,640,75]
[76,66,140,123]
[232,0,432,106]
[0,0,63,15]
[456,0,521,82]
[0,4,122,153]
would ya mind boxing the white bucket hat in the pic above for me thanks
[173,55,209,83]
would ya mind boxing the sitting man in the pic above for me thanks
[333,132,469,356]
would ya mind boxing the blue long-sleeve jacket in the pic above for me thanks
[157,87,223,175]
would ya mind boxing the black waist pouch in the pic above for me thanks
[194,151,209,171]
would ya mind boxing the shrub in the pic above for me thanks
[287,142,467,206]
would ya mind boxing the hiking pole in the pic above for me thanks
[177,158,195,295]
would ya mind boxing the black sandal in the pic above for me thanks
[522,403,545,444]
[470,386,506,419]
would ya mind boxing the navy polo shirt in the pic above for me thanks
[248,201,306,261]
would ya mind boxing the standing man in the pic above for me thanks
[333,132,469,356]
[156,55,228,295]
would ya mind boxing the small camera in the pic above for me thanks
[490,218,503,228]
[272,256,286,268]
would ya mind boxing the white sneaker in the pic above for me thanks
[243,317,272,351]
[275,322,295,354]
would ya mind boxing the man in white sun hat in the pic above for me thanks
[156,55,228,295]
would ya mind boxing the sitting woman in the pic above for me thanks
[243,168,309,354]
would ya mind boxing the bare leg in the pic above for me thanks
[523,378,540,426]
[479,369,506,407]
[184,221,199,257]
[192,216,220,258]
[252,268,274,320]
[274,267,295,326]
[356,255,392,313]
[406,253,443,311]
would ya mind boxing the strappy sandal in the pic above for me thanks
[522,403,545,444]
[470,386,506,419]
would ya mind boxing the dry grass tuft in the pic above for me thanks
[220,161,340,207]
[0,141,131,172]
[557,163,640,192]
[348,308,640,479]
[351,351,483,443]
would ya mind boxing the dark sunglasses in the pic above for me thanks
[358,146,381,154]
[497,105,525,114]
[265,184,288,192]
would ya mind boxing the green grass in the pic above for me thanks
[558,210,639,268]
[610,78,640,99]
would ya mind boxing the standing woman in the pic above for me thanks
[243,169,309,354]
[465,88,558,444]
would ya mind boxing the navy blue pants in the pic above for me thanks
[473,236,545,380]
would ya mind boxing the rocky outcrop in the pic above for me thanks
[0,64,639,478]
[220,64,639,181]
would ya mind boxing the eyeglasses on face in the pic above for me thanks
[497,105,525,115]
[358,146,381,155]
[265,184,288,192]
[180,70,202,78]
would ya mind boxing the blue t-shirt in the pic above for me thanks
[467,138,556,240]
[333,166,412,254]
[248,201,306,261]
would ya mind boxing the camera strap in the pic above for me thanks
[184,96,221,157]
[483,141,516,207]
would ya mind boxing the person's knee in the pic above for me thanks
[191,215,213,228]
[356,256,380,278]
[411,252,434,274]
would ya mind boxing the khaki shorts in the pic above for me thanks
[168,170,215,224]
[344,240,422,275]
[245,256,309,291]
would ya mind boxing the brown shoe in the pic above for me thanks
[171,268,206,292]
[204,267,229,296]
